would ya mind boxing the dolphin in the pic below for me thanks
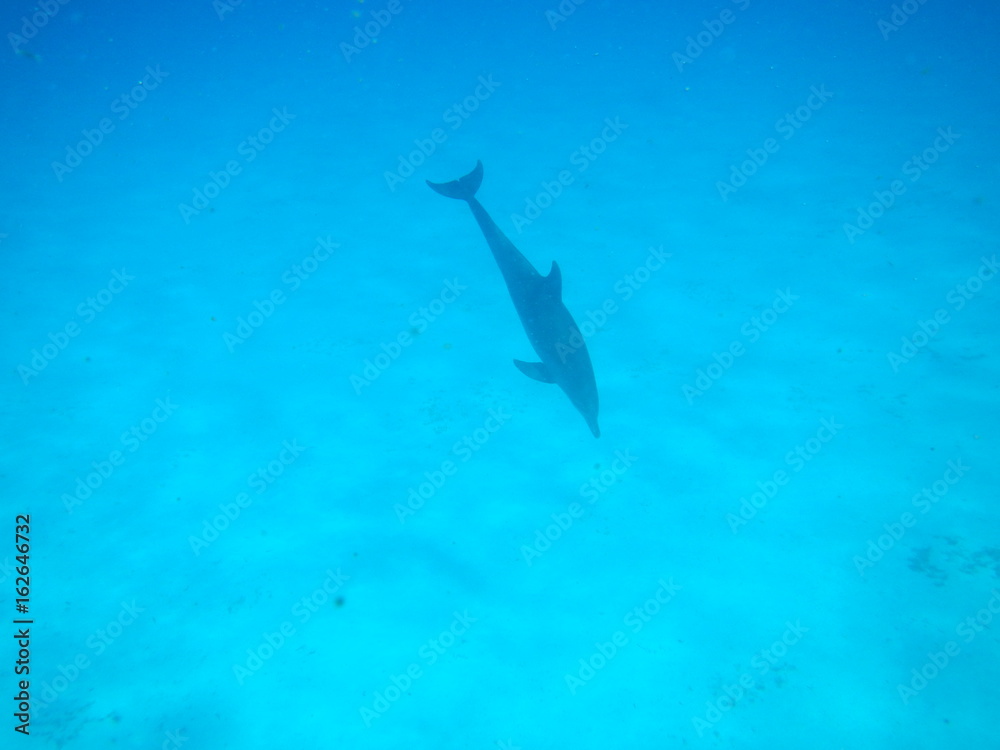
[427,161,600,438]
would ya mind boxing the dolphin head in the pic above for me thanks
[567,381,600,438]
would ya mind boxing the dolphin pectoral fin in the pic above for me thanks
[513,359,556,384]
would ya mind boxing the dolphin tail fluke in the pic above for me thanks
[426,161,484,201]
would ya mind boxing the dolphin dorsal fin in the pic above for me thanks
[544,261,562,297]
[513,359,556,383]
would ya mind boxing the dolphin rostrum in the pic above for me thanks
[427,161,600,437]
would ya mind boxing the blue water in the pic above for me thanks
[2,0,998,747]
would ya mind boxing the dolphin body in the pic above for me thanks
[427,161,600,438]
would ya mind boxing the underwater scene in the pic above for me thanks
[1,0,998,747]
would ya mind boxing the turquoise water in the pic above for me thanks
[2,0,998,747]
